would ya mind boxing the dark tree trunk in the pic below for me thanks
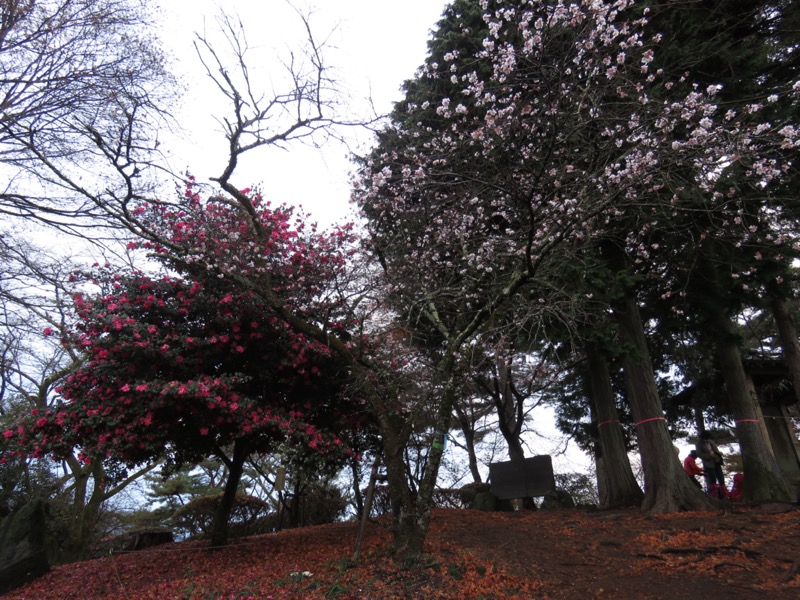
[61,463,91,563]
[377,409,418,554]
[463,426,483,484]
[349,454,365,518]
[397,368,458,558]
[453,401,483,483]
[585,341,643,509]
[210,439,249,548]
[693,404,706,440]
[616,293,716,512]
[290,478,303,528]
[595,453,609,507]
[710,310,792,502]
[769,293,800,406]
[494,356,526,462]
[61,462,105,563]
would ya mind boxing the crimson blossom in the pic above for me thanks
[56,272,352,461]
[4,188,365,546]
[133,177,357,328]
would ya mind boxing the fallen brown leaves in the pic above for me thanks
[6,504,800,599]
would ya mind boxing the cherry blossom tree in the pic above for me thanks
[354,0,797,518]
[602,0,800,503]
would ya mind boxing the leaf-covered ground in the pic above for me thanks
[7,503,800,599]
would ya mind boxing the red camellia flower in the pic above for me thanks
[5,187,366,549]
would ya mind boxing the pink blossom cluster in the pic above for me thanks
[354,0,798,330]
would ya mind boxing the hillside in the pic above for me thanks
[6,504,800,599]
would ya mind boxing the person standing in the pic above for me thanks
[683,450,704,488]
[698,431,725,498]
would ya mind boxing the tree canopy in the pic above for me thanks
[2,0,800,565]
[2,185,367,546]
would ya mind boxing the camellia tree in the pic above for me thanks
[0,236,163,561]
[3,188,367,548]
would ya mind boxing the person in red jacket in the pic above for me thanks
[683,450,704,488]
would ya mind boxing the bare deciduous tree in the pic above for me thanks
[0,0,176,235]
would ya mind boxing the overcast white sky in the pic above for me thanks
[159,0,450,226]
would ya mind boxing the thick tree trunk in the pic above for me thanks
[378,410,419,554]
[585,341,643,509]
[397,370,458,558]
[711,310,792,502]
[693,404,706,440]
[595,454,609,507]
[210,439,249,548]
[494,356,526,462]
[616,293,715,512]
[769,293,800,406]
[61,465,90,563]
[61,461,106,563]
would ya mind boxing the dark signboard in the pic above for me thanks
[489,455,555,500]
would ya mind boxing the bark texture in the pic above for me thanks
[711,310,792,502]
[769,293,800,406]
[616,293,715,513]
[210,440,249,548]
[585,342,644,509]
